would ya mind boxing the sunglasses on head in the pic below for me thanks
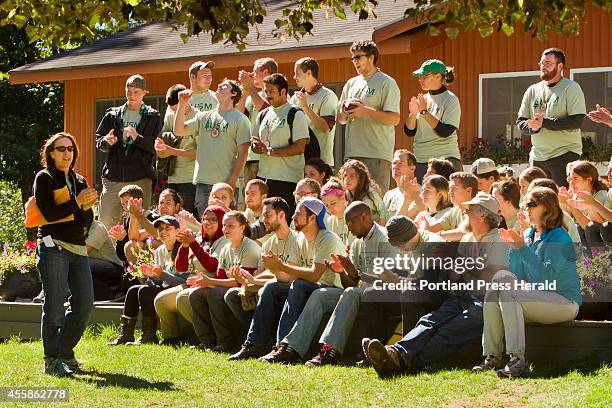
[54,146,75,152]
[525,201,539,208]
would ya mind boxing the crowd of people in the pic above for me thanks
[32,42,611,379]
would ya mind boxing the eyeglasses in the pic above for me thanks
[537,61,558,68]
[202,217,218,224]
[293,191,316,199]
[54,146,75,152]
[525,201,539,208]
[350,54,369,62]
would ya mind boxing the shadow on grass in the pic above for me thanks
[72,369,177,391]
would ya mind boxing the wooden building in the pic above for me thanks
[9,1,612,183]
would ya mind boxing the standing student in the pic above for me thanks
[404,59,462,183]
[35,133,98,377]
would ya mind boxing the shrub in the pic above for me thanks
[0,180,27,250]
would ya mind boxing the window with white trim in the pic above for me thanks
[479,71,539,147]
[571,67,612,148]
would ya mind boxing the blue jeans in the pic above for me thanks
[245,280,291,348]
[37,244,94,360]
[391,294,483,370]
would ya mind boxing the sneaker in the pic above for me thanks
[44,359,73,377]
[228,344,267,361]
[62,358,83,371]
[365,339,402,378]
[472,355,505,373]
[497,354,528,378]
[259,343,301,364]
[305,344,340,367]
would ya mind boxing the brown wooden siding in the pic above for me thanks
[65,4,612,180]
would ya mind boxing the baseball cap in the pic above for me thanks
[189,61,215,76]
[412,59,447,77]
[471,158,497,176]
[386,216,418,247]
[461,192,500,215]
[301,197,327,229]
[153,215,180,229]
[126,74,147,90]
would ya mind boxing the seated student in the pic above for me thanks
[229,197,344,361]
[86,219,125,301]
[471,158,500,193]
[293,177,321,203]
[321,178,356,250]
[109,216,184,346]
[497,166,515,181]
[363,192,509,378]
[339,159,386,225]
[474,187,581,378]
[425,158,455,181]
[242,179,271,242]
[560,161,611,243]
[492,180,522,231]
[108,185,146,266]
[276,202,397,365]
[384,149,418,219]
[224,197,297,343]
[413,175,453,231]
[208,182,235,213]
[425,172,478,235]
[304,158,334,187]
[518,166,548,198]
[528,179,581,243]
[188,211,261,352]
[124,188,183,264]
[173,206,228,331]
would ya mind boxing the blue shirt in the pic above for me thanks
[510,226,582,305]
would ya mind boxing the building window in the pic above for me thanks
[479,71,540,147]
[93,95,165,185]
[571,67,612,149]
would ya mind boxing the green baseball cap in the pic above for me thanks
[412,59,447,77]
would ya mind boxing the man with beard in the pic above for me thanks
[517,48,586,187]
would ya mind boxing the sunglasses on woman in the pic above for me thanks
[525,201,539,208]
[54,146,75,152]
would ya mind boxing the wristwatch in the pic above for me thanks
[420,109,428,115]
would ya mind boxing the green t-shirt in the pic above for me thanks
[415,206,453,229]
[259,229,300,268]
[86,220,123,266]
[245,91,267,161]
[217,237,261,271]
[436,205,464,231]
[324,214,355,250]
[185,108,251,185]
[340,70,400,161]
[295,229,345,287]
[256,102,310,183]
[518,77,586,161]
[352,190,386,223]
[350,224,398,285]
[412,90,461,163]
[122,107,142,143]
[190,91,219,113]
[382,187,417,220]
[191,237,229,274]
[163,108,198,184]
[154,243,177,274]
[289,86,338,166]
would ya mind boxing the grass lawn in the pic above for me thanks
[1,325,610,407]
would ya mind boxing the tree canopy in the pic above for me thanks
[1,0,611,51]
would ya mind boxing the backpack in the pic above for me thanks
[257,106,321,160]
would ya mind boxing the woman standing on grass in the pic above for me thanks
[34,132,98,377]
[474,187,581,378]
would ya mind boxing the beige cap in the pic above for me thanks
[461,192,500,214]
[189,61,215,76]
[471,158,497,175]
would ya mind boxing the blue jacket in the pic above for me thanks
[510,226,582,305]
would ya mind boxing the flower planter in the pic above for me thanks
[0,270,41,302]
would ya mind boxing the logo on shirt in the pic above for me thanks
[365,88,376,97]
[263,117,286,129]
[195,103,215,111]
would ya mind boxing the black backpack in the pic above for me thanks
[257,106,321,160]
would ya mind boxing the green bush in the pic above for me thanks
[0,180,27,250]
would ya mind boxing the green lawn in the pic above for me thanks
[1,326,610,407]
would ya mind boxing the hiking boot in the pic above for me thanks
[109,315,137,345]
[228,344,267,361]
[44,359,73,377]
[62,358,83,371]
[365,339,402,378]
[127,315,158,345]
[259,343,301,364]
[497,354,529,378]
[472,355,505,373]
[305,344,340,367]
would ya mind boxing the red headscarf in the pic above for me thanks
[201,205,226,244]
